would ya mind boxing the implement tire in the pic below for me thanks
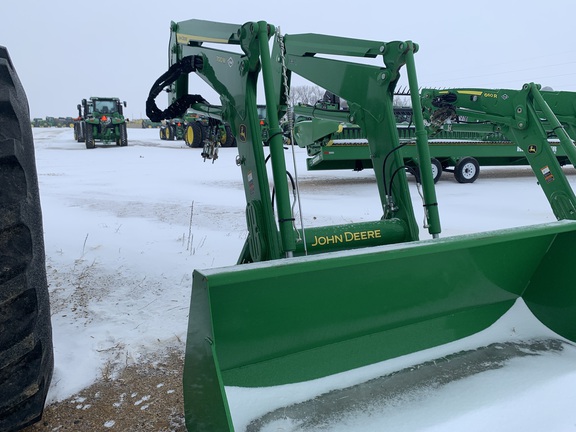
[0,46,54,432]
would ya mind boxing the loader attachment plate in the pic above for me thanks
[184,220,576,431]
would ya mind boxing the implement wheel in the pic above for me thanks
[454,157,479,183]
[431,158,442,183]
[0,46,54,432]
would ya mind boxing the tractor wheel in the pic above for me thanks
[0,45,54,432]
[77,122,85,143]
[85,124,95,149]
[165,125,173,141]
[118,124,128,147]
[183,124,193,147]
[221,124,235,147]
[454,157,480,183]
[121,123,128,146]
[159,127,166,140]
[185,122,204,148]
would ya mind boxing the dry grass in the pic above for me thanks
[24,350,187,432]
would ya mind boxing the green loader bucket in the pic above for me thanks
[184,220,576,431]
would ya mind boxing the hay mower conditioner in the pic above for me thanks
[146,19,576,431]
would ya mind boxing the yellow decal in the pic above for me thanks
[239,124,247,142]
[176,33,229,45]
[311,230,382,247]
[456,90,483,96]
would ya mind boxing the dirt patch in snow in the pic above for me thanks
[24,350,186,432]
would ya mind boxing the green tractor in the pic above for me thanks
[159,117,186,140]
[83,97,128,149]
[31,117,48,127]
[159,109,236,148]
[182,111,235,148]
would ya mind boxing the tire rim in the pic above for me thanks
[462,163,477,179]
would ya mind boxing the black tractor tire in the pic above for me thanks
[183,124,192,147]
[85,124,95,149]
[165,124,173,141]
[454,156,480,183]
[185,122,204,148]
[221,124,235,147]
[159,126,166,140]
[0,46,54,432]
[77,122,85,143]
[119,123,128,146]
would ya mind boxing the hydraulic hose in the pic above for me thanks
[146,55,208,122]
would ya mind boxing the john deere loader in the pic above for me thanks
[0,46,53,431]
[147,19,576,431]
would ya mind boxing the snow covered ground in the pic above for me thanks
[34,127,576,431]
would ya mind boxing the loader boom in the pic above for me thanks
[147,19,441,264]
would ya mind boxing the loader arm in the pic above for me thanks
[421,85,576,220]
[270,33,440,238]
[148,19,292,262]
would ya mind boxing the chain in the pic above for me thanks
[277,28,308,255]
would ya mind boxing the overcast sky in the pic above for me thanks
[3,0,576,119]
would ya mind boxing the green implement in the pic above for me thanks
[292,91,576,183]
[146,19,576,431]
